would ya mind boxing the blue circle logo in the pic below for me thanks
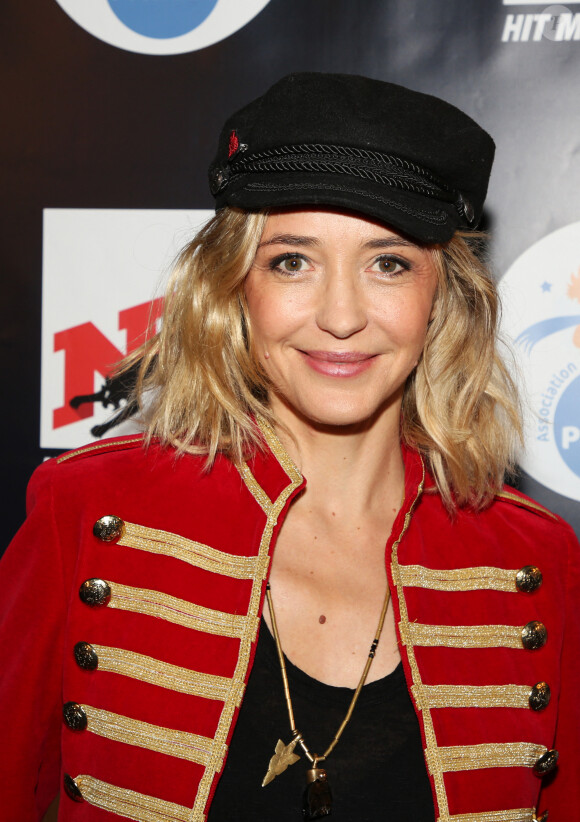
[500,221,580,501]
[108,0,219,40]
[53,0,272,55]
[555,375,580,477]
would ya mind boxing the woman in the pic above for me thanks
[1,73,578,822]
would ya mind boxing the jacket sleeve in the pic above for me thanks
[537,521,580,820]
[0,460,68,821]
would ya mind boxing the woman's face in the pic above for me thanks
[244,209,438,430]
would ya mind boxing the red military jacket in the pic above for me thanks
[1,420,579,822]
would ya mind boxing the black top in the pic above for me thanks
[208,619,435,821]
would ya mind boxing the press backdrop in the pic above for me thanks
[2,0,580,549]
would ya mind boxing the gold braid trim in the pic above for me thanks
[74,775,191,822]
[189,418,304,821]
[390,465,454,817]
[403,623,525,649]
[428,742,546,774]
[56,436,144,463]
[256,416,304,478]
[390,458,459,821]
[92,644,243,705]
[238,462,272,514]
[108,582,248,639]
[119,523,258,580]
[398,565,519,592]
[448,810,535,822]
[495,490,557,520]
[83,705,224,768]
[417,684,532,709]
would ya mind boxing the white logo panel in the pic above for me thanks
[499,222,580,500]
[41,208,213,450]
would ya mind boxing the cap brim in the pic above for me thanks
[220,172,461,243]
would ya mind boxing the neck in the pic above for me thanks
[270,401,405,520]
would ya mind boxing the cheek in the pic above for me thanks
[247,300,288,351]
[245,278,310,349]
[377,296,433,347]
[244,277,271,347]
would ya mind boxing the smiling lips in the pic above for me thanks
[300,349,377,377]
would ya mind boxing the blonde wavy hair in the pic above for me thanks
[123,206,521,509]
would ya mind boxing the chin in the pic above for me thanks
[275,391,394,431]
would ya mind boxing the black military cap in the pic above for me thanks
[208,72,495,243]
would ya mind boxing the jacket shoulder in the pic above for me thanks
[494,486,558,522]
[55,434,147,465]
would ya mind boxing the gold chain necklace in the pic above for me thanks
[262,582,392,819]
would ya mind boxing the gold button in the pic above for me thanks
[529,681,551,711]
[533,748,559,776]
[516,565,543,593]
[63,702,88,731]
[93,515,124,542]
[521,621,547,650]
[63,774,83,803]
[74,641,99,671]
[79,578,111,607]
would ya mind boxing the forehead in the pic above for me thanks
[256,210,440,275]
[260,208,409,242]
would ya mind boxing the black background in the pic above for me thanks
[2,0,580,547]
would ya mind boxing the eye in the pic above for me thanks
[370,255,411,276]
[269,253,310,274]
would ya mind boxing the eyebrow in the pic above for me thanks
[363,238,420,250]
[258,234,420,251]
[258,234,321,248]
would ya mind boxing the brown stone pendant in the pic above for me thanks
[302,766,332,819]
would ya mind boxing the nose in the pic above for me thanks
[315,265,368,339]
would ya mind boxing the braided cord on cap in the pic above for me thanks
[218,142,457,203]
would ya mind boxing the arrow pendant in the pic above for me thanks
[262,738,301,786]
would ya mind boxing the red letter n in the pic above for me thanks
[53,323,124,428]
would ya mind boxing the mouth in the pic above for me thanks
[300,349,377,377]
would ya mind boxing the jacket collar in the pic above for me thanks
[243,416,425,523]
